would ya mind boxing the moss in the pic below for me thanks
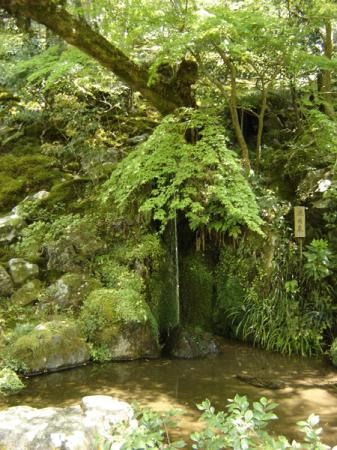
[41,178,90,211]
[148,252,178,333]
[9,320,88,373]
[0,368,25,396]
[0,153,62,213]
[80,288,159,346]
[94,256,145,292]
[180,254,214,330]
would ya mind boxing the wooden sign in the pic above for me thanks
[294,206,306,238]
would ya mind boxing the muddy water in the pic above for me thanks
[2,339,337,445]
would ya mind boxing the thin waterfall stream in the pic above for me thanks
[174,210,180,326]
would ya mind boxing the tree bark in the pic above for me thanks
[228,65,251,174]
[321,20,335,118]
[0,0,196,114]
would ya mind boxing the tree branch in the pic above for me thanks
[0,0,196,114]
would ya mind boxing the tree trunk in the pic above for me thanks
[321,20,335,118]
[0,0,196,115]
[255,87,267,171]
[228,65,251,174]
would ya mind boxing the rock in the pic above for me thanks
[8,258,39,285]
[12,190,50,216]
[11,279,43,306]
[0,395,135,450]
[165,327,221,359]
[39,273,101,312]
[330,339,337,367]
[46,237,80,272]
[0,264,14,296]
[236,374,286,390]
[9,320,90,375]
[0,368,25,396]
[81,288,160,360]
[46,228,104,273]
[0,213,25,243]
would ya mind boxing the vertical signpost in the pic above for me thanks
[294,206,306,261]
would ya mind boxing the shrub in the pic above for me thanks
[101,395,334,450]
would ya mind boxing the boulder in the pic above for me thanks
[46,225,104,273]
[0,368,25,396]
[0,213,25,243]
[9,320,90,375]
[165,327,221,359]
[39,273,101,312]
[81,288,160,360]
[0,395,135,450]
[11,279,43,306]
[0,264,14,296]
[8,258,39,285]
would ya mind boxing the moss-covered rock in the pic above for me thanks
[0,265,14,297]
[165,327,222,359]
[39,273,101,312]
[9,320,90,374]
[330,339,337,367]
[80,288,160,361]
[0,368,25,396]
[8,258,39,286]
[0,213,25,243]
[11,279,43,306]
[0,152,61,213]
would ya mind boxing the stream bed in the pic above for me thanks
[1,339,337,445]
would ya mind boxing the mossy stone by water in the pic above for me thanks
[80,288,160,360]
[9,320,90,374]
[0,368,25,396]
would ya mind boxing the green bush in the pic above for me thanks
[101,395,334,450]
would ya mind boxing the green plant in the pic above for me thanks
[101,395,335,450]
[304,239,332,281]
[103,109,263,236]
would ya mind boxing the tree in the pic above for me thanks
[0,0,197,114]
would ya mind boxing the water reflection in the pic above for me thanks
[2,339,337,445]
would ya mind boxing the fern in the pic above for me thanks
[103,109,264,236]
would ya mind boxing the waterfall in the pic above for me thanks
[174,210,180,326]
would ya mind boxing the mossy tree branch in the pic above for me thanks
[0,0,196,114]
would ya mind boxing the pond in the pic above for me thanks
[1,339,337,445]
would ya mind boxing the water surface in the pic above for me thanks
[2,339,337,445]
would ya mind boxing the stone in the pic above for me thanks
[0,395,135,450]
[81,288,160,361]
[0,368,25,396]
[8,258,39,285]
[46,238,80,272]
[39,273,101,312]
[165,327,221,359]
[9,320,90,375]
[46,225,104,273]
[0,264,14,296]
[12,190,50,216]
[11,279,43,306]
[0,213,25,243]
